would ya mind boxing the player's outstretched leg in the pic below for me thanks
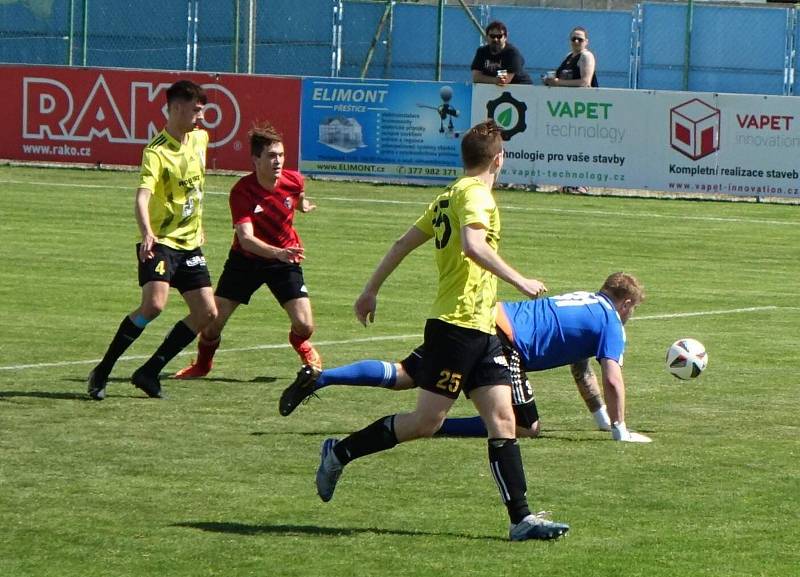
[509,512,570,541]
[316,438,343,502]
[279,364,321,416]
[174,336,220,379]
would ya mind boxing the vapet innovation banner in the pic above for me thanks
[472,85,800,198]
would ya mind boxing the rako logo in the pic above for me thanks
[22,75,241,149]
[670,98,720,161]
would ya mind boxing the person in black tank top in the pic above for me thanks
[542,27,597,194]
[543,26,597,88]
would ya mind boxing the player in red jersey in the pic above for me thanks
[174,122,320,378]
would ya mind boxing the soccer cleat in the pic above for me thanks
[131,368,163,399]
[87,368,108,401]
[173,359,211,379]
[509,511,570,541]
[297,343,322,370]
[316,438,343,502]
[279,364,321,416]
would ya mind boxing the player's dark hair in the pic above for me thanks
[166,80,207,105]
[601,272,645,304]
[571,26,588,38]
[461,120,503,170]
[249,122,284,158]
[486,21,507,37]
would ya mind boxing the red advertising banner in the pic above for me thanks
[0,65,301,171]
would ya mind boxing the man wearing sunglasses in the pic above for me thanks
[471,21,532,85]
[543,26,598,88]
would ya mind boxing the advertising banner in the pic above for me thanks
[0,65,301,171]
[300,77,471,182]
[472,85,800,198]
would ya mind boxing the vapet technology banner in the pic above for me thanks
[300,77,471,182]
[0,65,302,171]
[473,85,800,198]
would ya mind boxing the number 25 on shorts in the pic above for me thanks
[435,370,462,393]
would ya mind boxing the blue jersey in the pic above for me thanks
[501,291,625,371]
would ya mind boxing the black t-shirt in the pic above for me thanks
[556,51,599,87]
[471,43,533,84]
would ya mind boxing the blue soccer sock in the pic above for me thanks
[315,360,397,391]
[437,416,488,437]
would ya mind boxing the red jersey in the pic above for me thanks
[229,169,304,259]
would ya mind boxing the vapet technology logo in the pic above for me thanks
[486,92,527,141]
[670,98,720,160]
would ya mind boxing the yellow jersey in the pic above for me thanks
[414,176,500,334]
[138,127,209,250]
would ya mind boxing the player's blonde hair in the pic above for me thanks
[600,272,645,304]
[249,122,283,158]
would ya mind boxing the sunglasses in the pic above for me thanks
[488,33,505,40]
[571,36,586,43]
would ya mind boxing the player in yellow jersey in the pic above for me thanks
[313,120,570,541]
[88,80,217,400]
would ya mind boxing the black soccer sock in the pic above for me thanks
[488,438,531,524]
[333,415,399,466]
[95,315,145,376]
[139,320,197,375]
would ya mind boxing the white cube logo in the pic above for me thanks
[670,99,720,160]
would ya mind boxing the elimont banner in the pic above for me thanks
[473,84,800,198]
[0,65,301,171]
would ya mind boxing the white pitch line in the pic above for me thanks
[632,305,780,321]
[0,333,422,372]
[1,306,795,373]
[1,179,796,226]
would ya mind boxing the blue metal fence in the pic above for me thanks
[1,0,799,95]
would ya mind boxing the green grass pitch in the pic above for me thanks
[0,164,797,577]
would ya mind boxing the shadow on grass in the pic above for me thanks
[173,521,505,542]
[63,375,278,385]
[0,390,90,401]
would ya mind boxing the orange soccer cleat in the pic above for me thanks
[174,359,212,379]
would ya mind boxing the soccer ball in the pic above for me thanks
[665,338,708,380]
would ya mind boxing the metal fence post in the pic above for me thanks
[436,0,444,80]
[82,0,88,66]
[682,0,694,90]
[247,0,256,74]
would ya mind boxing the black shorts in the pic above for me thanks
[137,243,212,294]
[401,332,539,426]
[414,319,511,400]
[215,249,308,306]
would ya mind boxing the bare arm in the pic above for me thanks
[235,221,304,263]
[298,191,316,213]
[461,224,546,298]
[599,357,625,426]
[472,70,507,85]
[570,359,604,412]
[135,187,156,262]
[354,226,432,326]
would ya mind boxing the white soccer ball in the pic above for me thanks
[666,338,708,380]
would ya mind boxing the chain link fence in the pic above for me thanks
[1,0,798,94]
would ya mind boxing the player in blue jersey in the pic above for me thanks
[280,272,651,442]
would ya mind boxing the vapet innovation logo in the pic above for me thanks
[670,98,720,160]
[486,92,527,141]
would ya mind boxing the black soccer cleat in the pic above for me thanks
[279,364,321,416]
[87,368,108,401]
[131,368,163,399]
